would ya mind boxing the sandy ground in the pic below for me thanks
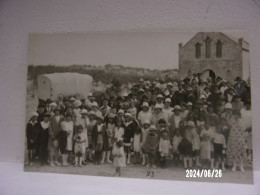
[24,160,253,184]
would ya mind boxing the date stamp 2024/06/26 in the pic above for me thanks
[186,169,222,178]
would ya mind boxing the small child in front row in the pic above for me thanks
[143,125,159,177]
[73,125,87,167]
[159,129,172,168]
[213,125,226,170]
[112,138,126,177]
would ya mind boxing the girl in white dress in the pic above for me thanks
[112,138,126,177]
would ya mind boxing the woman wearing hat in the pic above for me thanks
[59,113,74,166]
[48,107,64,166]
[26,112,40,166]
[38,112,51,166]
[220,103,234,124]
[163,98,173,124]
[91,102,102,118]
[169,105,184,138]
[73,100,82,120]
[151,104,165,129]
[226,111,247,172]
[137,102,152,128]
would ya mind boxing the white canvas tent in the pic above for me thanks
[37,73,93,101]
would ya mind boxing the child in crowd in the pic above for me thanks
[172,130,182,166]
[178,129,193,169]
[143,125,159,177]
[213,125,226,170]
[73,125,87,167]
[112,138,126,177]
[141,120,150,166]
[159,130,172,168]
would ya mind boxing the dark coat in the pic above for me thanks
[123,120,140,143]
[92,124,107,151]
[26,121,40,149]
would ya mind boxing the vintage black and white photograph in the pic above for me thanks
[24,31,253,184]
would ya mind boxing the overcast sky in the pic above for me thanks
[28,31,248,70]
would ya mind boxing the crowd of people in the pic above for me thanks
[26,73,252,177]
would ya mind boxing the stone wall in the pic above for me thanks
[179,32,243,81]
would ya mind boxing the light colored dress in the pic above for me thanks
[141,128,149,147]
[227,119,247,163]
[114,126,125,140]
[159,138,171,156]
[61,121,74,151]
[137,110,152,126]
[200,128,214,159]
[74,132,87,154]
[107,123,115,148]
[133,133,141,152]
[112,143,126,167]
[75,117,89,148]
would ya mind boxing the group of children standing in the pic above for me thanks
[26,74,252,177]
